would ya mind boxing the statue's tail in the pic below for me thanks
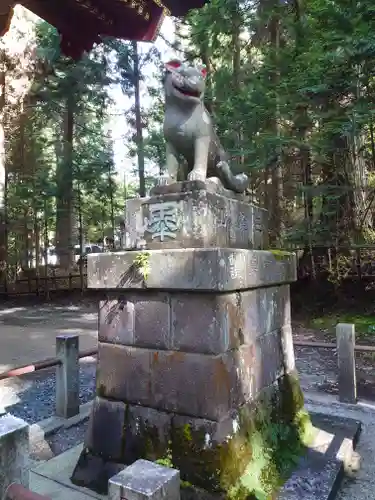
[217,161,250,194]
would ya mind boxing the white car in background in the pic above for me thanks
[74,243,103,265]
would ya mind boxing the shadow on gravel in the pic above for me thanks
[1,357,97,424]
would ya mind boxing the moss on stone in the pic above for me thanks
[133,251,151,280]
[268,249,292,261]
[96,382,106,398]
[169,374,312,500]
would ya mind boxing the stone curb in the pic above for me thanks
[29,400,93,446]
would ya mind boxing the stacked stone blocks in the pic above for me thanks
[71,180,301,497]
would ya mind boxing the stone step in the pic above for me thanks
[278,412,361,500]
[30,445,103,500]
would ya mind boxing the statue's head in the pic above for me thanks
[164,60,206,104]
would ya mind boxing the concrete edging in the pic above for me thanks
[29,400,93,446]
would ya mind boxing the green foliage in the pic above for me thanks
[134,251,151,280]
[3,19,137,273]
[309,313,375,338]
[173,0,375,254]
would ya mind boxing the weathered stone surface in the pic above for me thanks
[99,294,171,349]
[255,329,284,391]
[97,343,152,408]
[127,405,172,460]
[336,323,357,404]
[281,324,295,373]
[0,414,29,497]
[55,334,79,419]
[242,285,291,342]
[124,183,267,251]
[171,413,250,492]
[71,450,124,495]
[170,374,311,496]
[96,343,256,420]
[125,198,145,250]
[170,293,244,354]
[150,179,245,201]
[98,287,291,355]
[98,298,135,345]
[172,413,240,448]
[87,249,297,291]
[108,459,180,500]
[85,397,126,461]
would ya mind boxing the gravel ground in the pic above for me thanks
[294,325,375,400]
[0,357,96,424]
[30,420,89,463]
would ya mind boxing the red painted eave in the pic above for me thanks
[0,0,210,58]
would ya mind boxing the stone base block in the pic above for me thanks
[84,398,173,465]
[108,459,180,500]
[98,286,291,355]
[70,451,124,494]
[124,180,267,251]
[87,248,297,291]
[73,372,311,498]
[0,414,29,497]
[97,343,264,421]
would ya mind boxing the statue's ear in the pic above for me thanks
[165,60,181,72]
[200,66,207,79]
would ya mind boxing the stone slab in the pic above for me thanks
[125,180,268,251]
[108,459,180,500]
[87,249,297,291]
[242,285,291,343]
[98,287,291,355]
[0,414,29,497]
[278,411,361,500]
[85,398,126,461]
[128,405,173,460]
[256,329,285,389]
[30,472,100,500]
[150,179,246,201]
[96,343,262,421]
[31,444,107,499]
[98,294,171,350]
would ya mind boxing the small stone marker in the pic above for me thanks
[0,414,29,497]
[108,459,180,500]
[55,334,79,418]
[336,323,357,404]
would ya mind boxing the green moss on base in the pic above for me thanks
[269,250,292,261]
[170,373,312,500]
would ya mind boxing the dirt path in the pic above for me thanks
[0,303,98,371]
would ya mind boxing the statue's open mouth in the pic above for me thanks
[173,83,200,98]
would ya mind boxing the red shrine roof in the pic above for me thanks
[0,0,209,59]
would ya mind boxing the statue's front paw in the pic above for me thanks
[188,169,206,182]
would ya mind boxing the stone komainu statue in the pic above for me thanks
[163,59,250,194]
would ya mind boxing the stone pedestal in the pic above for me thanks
[124,179,268,250]
[0,414,29,497]
[71,181,309,499]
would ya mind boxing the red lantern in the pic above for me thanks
[0,0,209,59]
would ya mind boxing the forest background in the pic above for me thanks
[1,0,375,319]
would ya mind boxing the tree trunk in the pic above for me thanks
[269,8,283,245]
[132,41,146,197]
[55,92,75,269]
[0,49,7,285]
[231,0,245,170]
